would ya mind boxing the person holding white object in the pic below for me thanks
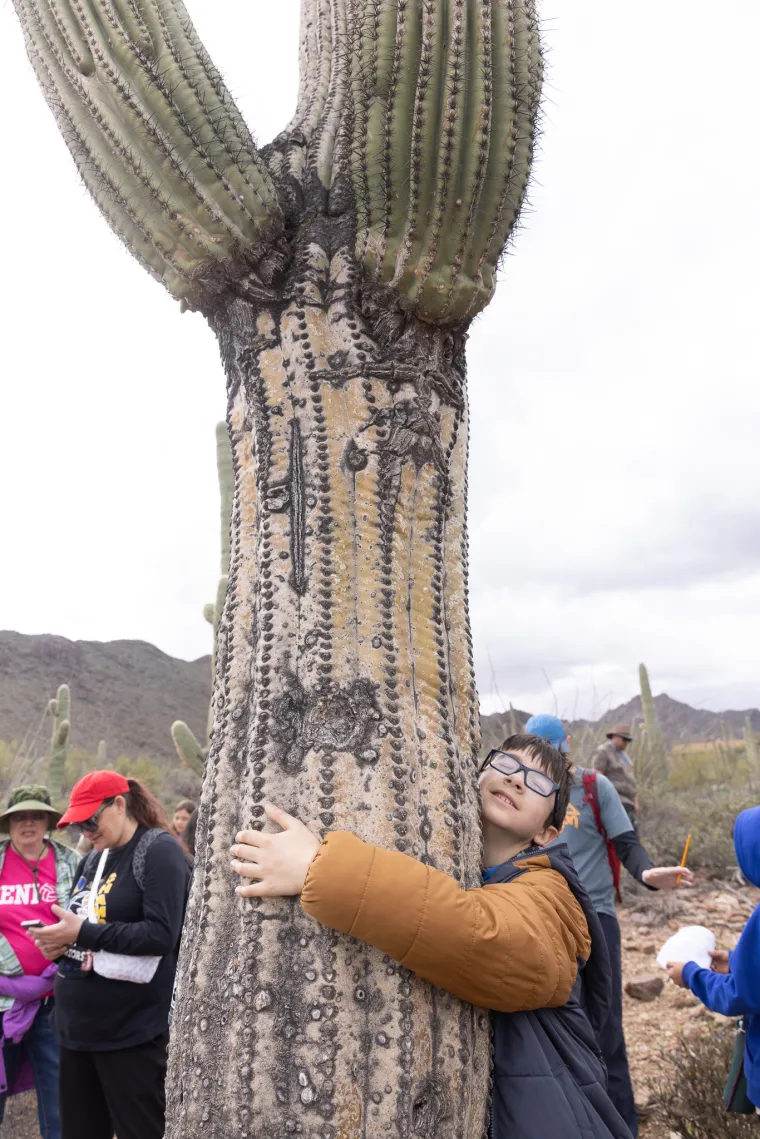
[666,806,760,1114]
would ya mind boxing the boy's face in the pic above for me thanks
[478,749,559,848]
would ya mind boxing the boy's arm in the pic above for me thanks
[301,832,588,1013]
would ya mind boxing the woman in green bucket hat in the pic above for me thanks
[0,784,78,1139]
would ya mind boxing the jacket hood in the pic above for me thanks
[734,806,760,888]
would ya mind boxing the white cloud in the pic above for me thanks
[1,2,759,720]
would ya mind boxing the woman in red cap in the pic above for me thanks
[28,770,191,1139]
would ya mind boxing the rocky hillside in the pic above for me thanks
[0,630,209,764]
[481,693,760,757]
[3,630,759,765]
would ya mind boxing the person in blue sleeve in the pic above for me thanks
[666,805,760,1113]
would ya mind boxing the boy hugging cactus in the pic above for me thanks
[230,734,634,1139]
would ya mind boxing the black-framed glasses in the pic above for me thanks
[78,798,115,833]
[482,750,560,800]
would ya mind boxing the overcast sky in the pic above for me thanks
[2,1,759,720]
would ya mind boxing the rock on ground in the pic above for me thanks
[0,1092,41,1139]
[625,974,664,1002]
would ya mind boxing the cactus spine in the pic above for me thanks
[47,684,70,804]
[171,421,234,778]
[12,2,543,1134]
[637,663,668,788]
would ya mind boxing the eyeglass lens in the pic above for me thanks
[489,752,556,797]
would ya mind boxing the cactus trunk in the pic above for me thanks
[11,0,544,1134]
[167,238,488,1137]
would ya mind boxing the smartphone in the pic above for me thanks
[20,919,46,929]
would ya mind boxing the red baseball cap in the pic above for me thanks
[57,770,131,828]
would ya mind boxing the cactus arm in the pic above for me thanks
[171,721,206,778]
[47,683,71,803]
[352,0,542,323]
[375,0,422,273]
[12,0,285,308]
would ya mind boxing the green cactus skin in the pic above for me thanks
[12,2,544,1134]
[12,0,540,325]
[170,720,206,779]
[11,0,285,309]
[47,683,70,804]
[96,739,108,767]
[638,663,668,789]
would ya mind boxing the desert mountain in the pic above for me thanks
[0,630,209,764]
[481,694,760,758]
[3,631,758,766]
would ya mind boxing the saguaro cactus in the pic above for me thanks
[637,663,668,788]
[11,2,543,1135]
[47,683,70,804]
[172,421,235,777]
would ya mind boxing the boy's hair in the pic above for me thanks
[481,733,572,830]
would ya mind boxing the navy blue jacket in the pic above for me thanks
[488,844,633,1139]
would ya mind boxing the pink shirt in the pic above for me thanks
[0,845,58,976]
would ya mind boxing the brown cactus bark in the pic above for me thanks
[168,233,489,1138]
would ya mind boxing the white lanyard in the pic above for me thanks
[86,848,111,924]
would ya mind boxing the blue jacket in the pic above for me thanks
[682,805,760,1107]
[488,844,632,1139]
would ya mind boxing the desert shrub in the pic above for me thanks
[0,739,47,801]
[653,1024,757,1138]
[669,743,751,791]
[639,786,758,876]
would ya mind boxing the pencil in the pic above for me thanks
[676,834,692,885]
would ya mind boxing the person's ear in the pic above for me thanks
[532,823,559,848]
[115,795,126,814]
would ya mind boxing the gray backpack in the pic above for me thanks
[82,828,164,893]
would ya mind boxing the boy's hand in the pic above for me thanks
[709,949,731,974]
[231,804,321,898]
[665,962,687,988]
[641,866,694,890]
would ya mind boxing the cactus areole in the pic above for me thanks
[12,0,543,1134]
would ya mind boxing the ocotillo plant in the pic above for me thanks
[47,683,70,804]
[637,663,668,789]
[11,2,543,1135]
[171,421,234,777]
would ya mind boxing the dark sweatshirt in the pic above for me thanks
[54,827,190,1051]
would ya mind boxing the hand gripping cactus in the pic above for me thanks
[47,683,70,804]
[11,2,543,1134]
[171,421,235,777]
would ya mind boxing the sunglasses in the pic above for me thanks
[78,798,115,834]
[482,749,560,803]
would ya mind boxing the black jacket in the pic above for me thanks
[488,844,633,1139]
[55,827,190,1050]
